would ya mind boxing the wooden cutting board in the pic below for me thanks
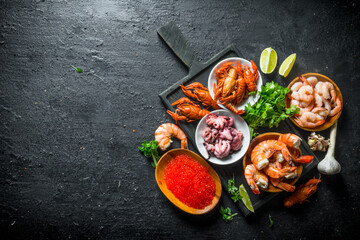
[157,22,319,217]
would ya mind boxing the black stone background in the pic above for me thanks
[1,0,359,239]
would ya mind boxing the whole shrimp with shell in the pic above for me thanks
[246,133,313,194]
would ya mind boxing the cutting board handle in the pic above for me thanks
[157,22,201,70]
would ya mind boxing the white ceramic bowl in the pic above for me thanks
[195,109,251,165]
[208,57,262,111]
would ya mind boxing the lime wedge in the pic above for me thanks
[239,184,254,213]
[260,47,277,74]
[279,53,296,77]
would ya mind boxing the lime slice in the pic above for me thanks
[260,47,277,74]
[279,53,296,77]
[239,184,254,213]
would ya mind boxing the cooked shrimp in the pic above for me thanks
[244,164,269,194]
[263,161,297,178]
[295,112,325,128]
[272,151,284,163]
[155,123,188,151]
[306,76,318,87]
[291,85,314,103]
[278,133,301,149]
[291,82,303,92]
[270,177,296,192]
[298,101,314,115]
[251,140,294,170]
[329,97,342,116]
[311,107,330,120]
[290,99,300,107]
[277,160,298,179]
[315,82,336,102]
[314,92,324,107]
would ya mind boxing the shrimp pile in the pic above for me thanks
[245,133,314,194]
[202,113,243,159]
[290,75,342,128]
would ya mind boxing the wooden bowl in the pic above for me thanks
[155,149,222,215]
[285,73,343,131]
[243,132,303,193]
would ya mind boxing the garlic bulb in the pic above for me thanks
[308,132,330,152]
[317,122,341,175]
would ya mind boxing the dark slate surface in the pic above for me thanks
[0,0,359,239]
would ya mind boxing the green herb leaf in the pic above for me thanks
[220,206,238,222]
[243,81,299,137]
[227,175,243,203]
[269,214,274,227]
[139,140,160,168]
[71,65,83,73]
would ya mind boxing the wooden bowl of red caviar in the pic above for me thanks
[155,149,222,215]
[285,73,343,131]
[243,132,303,193]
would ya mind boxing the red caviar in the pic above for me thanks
[164,154,215,209]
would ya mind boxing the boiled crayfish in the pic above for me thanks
[213,60,259,115]
[283,176,321,208]
[167,97,210,123]
[180,82,221,110]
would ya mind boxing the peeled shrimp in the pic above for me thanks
[315,82,336,102]
[244,164,269,194]
[295,112,325,129]
[155,123,188,151]
[311,107,330,120]
[306,76,318,87]
[291,87,314,104]
[291,82,303,92]
[314,92,324,107]
[329,97,342,116]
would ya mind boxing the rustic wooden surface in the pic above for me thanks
[1,0,359,239]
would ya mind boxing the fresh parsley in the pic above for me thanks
[71,65,83,73]
[243,81,300,137]
[220,206,238,222]
[269,214,274,227]
[228,175,243,203]
[138,140,160,168]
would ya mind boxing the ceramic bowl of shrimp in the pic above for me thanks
[195,109,251,165]
[243,133,303,193]
[208,57,262,113]
[155,149,222,215]
[286,73,343,131]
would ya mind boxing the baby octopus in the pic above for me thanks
[202,113,243,159]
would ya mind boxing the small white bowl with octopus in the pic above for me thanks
[195,109,251,165]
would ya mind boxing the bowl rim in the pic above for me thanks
[155,148,222,215]
[207,57,262,111]
[286,73,343,131]
[195,109,251,165]
[243,132,303,193]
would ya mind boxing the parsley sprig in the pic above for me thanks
[243,82,299,137]
[138,140,160,168]
[220,206,238,222]
[228,175,243,203]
